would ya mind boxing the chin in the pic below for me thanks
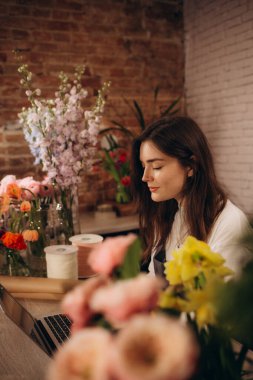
[151,194,164,202]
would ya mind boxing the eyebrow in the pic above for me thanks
[141,158,165,163]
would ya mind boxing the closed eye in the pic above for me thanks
[153,167,162,170]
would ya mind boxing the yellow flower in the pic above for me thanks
[159,287,189,312]
[165,236,234,285]
[196,302,216,328]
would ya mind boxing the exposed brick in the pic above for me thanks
[0,0,183,210]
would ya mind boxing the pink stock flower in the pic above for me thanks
[88,233,137,275]
[61,276,109,333]
[90,274,163,324]
[47,328,112,380]
[110,314,199,380]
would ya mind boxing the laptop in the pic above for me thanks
[0,284,72,357]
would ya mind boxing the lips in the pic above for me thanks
[149,187,159,192]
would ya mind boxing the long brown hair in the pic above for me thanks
[131,116,227,261]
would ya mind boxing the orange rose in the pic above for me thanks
[6,183,22,200]
[1,232,27,250]
[22,229,39,242]
[20,200,31,212]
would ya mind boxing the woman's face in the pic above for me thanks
[140,140,192,203]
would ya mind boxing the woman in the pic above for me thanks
[131,116,250,276]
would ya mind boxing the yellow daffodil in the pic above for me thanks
[159,288,189,312]
[165,236,234,286]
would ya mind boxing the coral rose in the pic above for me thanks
[61,275,109,333]
[110,314,199,380]
[88,233,137,275]
[20,201,31,212]
[90,274,163,324]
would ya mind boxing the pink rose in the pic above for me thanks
[47,328,112,380]
[88,233,137,275]
[110,314,199,380]
[90,274,163,324]
[61,276,109,333]
[17,177,41,200]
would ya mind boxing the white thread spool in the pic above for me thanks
[69,234,104,278]
[45,245,78,280]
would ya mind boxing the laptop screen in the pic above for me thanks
[0,284,71,357]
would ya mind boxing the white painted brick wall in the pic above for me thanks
[184,0,253,217]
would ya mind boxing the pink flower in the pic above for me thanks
[61,276,109,333]
[39,177,53,197]
[17,177,41,200]
[47,328,112,380]
[90,274,163,324]
[0,175,17,196]
[88,234,137,275]
[109,314,199,380]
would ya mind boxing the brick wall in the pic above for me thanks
[0,0,184,210]
[184,0,253,217]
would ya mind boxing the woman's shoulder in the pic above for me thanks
[220,200,248,223]
[211,199,250,238]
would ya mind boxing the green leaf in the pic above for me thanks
[133,100,146,130]
[99,124,135,138]
[117,237,141,279]
[160,97,181,117]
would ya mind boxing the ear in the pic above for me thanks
[187,155,196,177]
[187,167,193,177]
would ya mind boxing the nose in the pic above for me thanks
[142,167,154,182]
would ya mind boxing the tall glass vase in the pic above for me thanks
[48,189,80,245]
[26,206,50,277]
[0,249,30,277]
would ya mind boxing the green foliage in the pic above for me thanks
[114,237,142,279]
[100,87,181,140]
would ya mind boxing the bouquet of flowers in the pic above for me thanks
[46,234,253,380]
[15,52,110,240]
[0,175,53,276]
[17,59,110,191]
[99,138,132,204]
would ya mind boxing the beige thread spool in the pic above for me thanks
[69,234,104,278]
[44,245,78,280]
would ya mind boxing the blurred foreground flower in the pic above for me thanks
[47,234,253,380]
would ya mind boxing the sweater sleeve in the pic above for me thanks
[207,201,252,275]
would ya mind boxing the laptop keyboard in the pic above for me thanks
[44,314,72,343]
[33,314,72,356]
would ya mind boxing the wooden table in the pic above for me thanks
[0,212,139,379]
[0,298,60,380]
[79,210,139,236]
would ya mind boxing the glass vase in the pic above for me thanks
[0,249,30,277]
[47,189,80,245]
[25,206,50,277]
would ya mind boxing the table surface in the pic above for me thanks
[0,298,61,380]
[79,210,139,235]
[0,211,139,380]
